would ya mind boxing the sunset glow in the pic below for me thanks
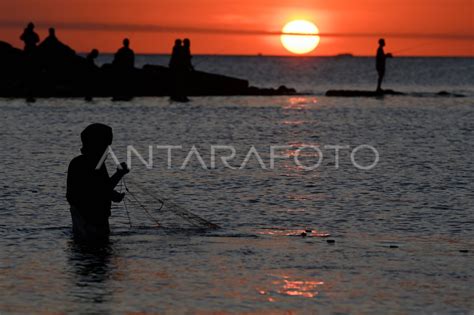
[281,20,320,55]
[0,0,472,56]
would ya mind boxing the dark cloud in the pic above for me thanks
[1,20,473,40]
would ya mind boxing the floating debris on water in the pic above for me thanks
[257,227,330,238]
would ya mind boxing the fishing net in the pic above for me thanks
[119,178,219,230]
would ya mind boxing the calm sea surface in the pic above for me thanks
[1,56,473,314]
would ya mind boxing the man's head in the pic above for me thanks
[49,28,56,37]
[183,38,190,48]
[175,39,182,46]
[80,123,113,158]
[27,22,35,30]
[379,38,385,47]
[123,38,130,48]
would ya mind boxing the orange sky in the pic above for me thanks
[0,0,472,56]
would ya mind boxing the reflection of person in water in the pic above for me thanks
[376,38,393,92]
[20,22,40,54]
[67,240,114,305]
[66,123,129,242]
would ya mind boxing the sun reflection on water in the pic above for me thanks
[279,279,325,298]
[283,97,318,110]
[258,274,325,301]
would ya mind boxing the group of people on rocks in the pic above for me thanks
[20,23,40,54]
[20,23,76,66]
[19,22,194,75]
[20,22,136,71]
[18,22,195,101]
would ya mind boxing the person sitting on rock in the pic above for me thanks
[38,28,76,57]
[20,22,40,54]
[86,49,99,68]
[112,38,135,70]
[36,27,77,74]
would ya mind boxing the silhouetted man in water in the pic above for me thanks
[376,38,392,92]
[113,38,135,70]
[20,22,40,53]
[67,123,129,242]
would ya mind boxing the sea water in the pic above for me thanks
[0,56,473,314]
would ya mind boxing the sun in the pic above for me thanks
[281,20,320,55]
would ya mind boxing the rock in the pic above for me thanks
[325,89,405,97]
[437,91,465,97]
[0,40,299,98]
[0,41,25,80]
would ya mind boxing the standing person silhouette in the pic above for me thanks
[169,39,189,102]
[376,38,392,92]
[112,39,135,100]
[20,23,40,102]
[84,49,100,101]
[20,22,40,54]
[86,49,99,68]
[182,38,194,71]
[169,39,183,71]
[66,123,129,242]
[113,38,135,70]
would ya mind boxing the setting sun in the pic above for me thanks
[280,20,320,55]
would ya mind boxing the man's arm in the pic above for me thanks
[110,162,130,189]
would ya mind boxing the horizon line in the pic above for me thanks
[89,52,474,58]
